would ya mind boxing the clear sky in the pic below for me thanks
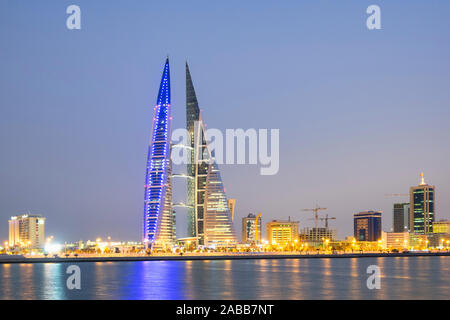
[1,1,449,242]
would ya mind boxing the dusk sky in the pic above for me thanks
[1,1,449,242]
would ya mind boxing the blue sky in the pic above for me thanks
[1,1,449,241]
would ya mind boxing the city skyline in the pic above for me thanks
[1,1,450,242]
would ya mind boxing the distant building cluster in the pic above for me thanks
[1,58,448,256]
[356,173,449,251]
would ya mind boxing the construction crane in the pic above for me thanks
[254,212,262,244]
[319,214,336,228]
[302,205,327,229]
[385,193,408,197]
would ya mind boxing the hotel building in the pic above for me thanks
[8,214,45,249]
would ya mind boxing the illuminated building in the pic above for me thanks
[143,58,175,248]
[354,211,382,242]
[185,62,236,247]
[186,62,204,244]
[266,220,299,245]
[8,214,45,249]
[299,227,337,243]
[409,233,428,248]
[382,232,409,250]
[410,173,435,234]
[204,163,238,247]
[433,220,450,234]
[393,203,410,233]
[242,213,262,244]
[228,199,236,221]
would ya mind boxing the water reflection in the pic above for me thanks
[0,257,449,299]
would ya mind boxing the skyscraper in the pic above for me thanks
[410,173,435,234]
[393,203,410,233]
[143,58,175,249]
[353,211,382,241]
[185,62,237,247]
[186,62,203,243]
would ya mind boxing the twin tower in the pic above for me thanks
[143,58,237,249]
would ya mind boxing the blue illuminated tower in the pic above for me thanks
[143,58,175,249]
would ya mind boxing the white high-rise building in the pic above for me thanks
[8,214,45,249]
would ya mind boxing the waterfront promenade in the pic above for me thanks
[1,251,449,264]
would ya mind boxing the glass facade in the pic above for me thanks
[353,211,382,241]
[410,185,435,234]
[186,62,202,243]
[185,63,236,247]
[143,59,175,248]
[204,162,237,247]
[393,203,410,233]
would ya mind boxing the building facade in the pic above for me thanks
[143,58,175,249]
[410,173,435,234]
[242,213,262,244]
[393,203,410,233]
[185,63,236,247]
[382,232,409,250]
[203,163,238,247]
[354,211,382,242]
[266,220,299,245]
[299,227,337,242]
[228,199,236,222]
[433,220,450,234]
[8,214,45,249]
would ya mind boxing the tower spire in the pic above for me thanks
[420,172,426,185]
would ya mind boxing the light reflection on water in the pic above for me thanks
[0,257,449,300]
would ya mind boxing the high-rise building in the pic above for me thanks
[433,220,450,234]
[393,203,410,233]
[410,173,435,234]
[186,62,206,244]
[143,58,175,249]
[8,214,45,249]
[354,211,382,242]
[266,220,299,245]
[242,213,262,244]
[185,62,236,247]
[228,199,236,222]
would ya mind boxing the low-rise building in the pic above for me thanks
[382,232,409,250]
[266,219,299,245]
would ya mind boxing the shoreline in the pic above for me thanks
[1,251,449,264]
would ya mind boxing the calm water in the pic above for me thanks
[0,256,449,300]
